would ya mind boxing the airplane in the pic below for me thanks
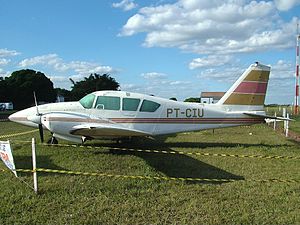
[8,62,288,144]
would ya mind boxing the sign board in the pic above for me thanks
[0,141,17,177]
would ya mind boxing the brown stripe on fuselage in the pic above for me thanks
[10,116,264,124]
[111,118,264,123]
[47,117,109,123]
[45,117,263,124]
[244,70,269,82]
[223,93,266,105]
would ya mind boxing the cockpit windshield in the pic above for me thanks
[79,94,96,109]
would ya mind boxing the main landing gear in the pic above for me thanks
[47,134,58,144]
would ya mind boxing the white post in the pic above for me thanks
[286,113,289,137]
[32,138,38,194]
[283,108,287,132]
[273,112,277,130]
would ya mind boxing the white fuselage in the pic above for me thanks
[9,63,271,143]
[9,91,264,143]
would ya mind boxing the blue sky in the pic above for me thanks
[0,0,300,104]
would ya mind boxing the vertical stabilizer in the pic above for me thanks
[217,62,270,110]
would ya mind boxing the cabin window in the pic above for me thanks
[140,100,160,112]
[95,96,120,110]
[79,94,95,109]
[122,98,140,111]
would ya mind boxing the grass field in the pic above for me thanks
[0,121,300,224]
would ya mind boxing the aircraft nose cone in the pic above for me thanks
[8,112,17,122]
[9,110,27,122]
[8,107,39,128]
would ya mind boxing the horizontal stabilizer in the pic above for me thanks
[244,113,293,121]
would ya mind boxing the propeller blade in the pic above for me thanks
[38,124,44,143]
[33,91,40,116]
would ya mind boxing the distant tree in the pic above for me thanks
[2,69,56,109]
[184,97,200,103]
[0,78,6,102]
[169,97,177,101]
[69,73,120,100]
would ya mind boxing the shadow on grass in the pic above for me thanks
[90,135,290,150]
[91,137,244,184]
[133,151,243,184]
[160,141,290,149]
[14,155,67,177]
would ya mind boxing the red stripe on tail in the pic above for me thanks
[234,81,267,94]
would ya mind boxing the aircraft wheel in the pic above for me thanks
[47,136,58,145]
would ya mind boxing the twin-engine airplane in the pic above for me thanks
[9,62,283,144]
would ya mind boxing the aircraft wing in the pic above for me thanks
[244,113,294,121]
[70,123,151,137]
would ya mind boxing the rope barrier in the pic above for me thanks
[0,167,297,184]
[9,140,299,161]
[0,129,38,139]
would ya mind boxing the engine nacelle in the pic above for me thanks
[41,112,90,143]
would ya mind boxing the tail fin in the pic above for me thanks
[217,62,270,110]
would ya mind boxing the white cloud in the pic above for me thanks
[141,72,167,79]
[137,70,196,99]
[66,61,115,75]
[274,0,300,11]
[196,60,295,83]
[0,68,10,77]
[0,58,11,66]
[0,48,20,57]
[48,75,68,82]
[169,80,191,85]
[265,60,296,104]
[18,53,118,89]
[19,54,61,68]
[189,55,232,69]
[120,0,297,54]
[197,66,244,83]
[270,60,295,79]
[120,83,144,93]
[19,53,117,76]
[112,0,138,11]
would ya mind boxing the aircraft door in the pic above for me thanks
[152,103,165,135]
[89,104,105,119]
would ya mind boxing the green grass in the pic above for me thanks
[0,122,300,224]
[289,115,300,134]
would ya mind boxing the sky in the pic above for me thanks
[0,0,300,104]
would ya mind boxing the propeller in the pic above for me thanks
[28,92,44,142]
[38,123,44,143]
